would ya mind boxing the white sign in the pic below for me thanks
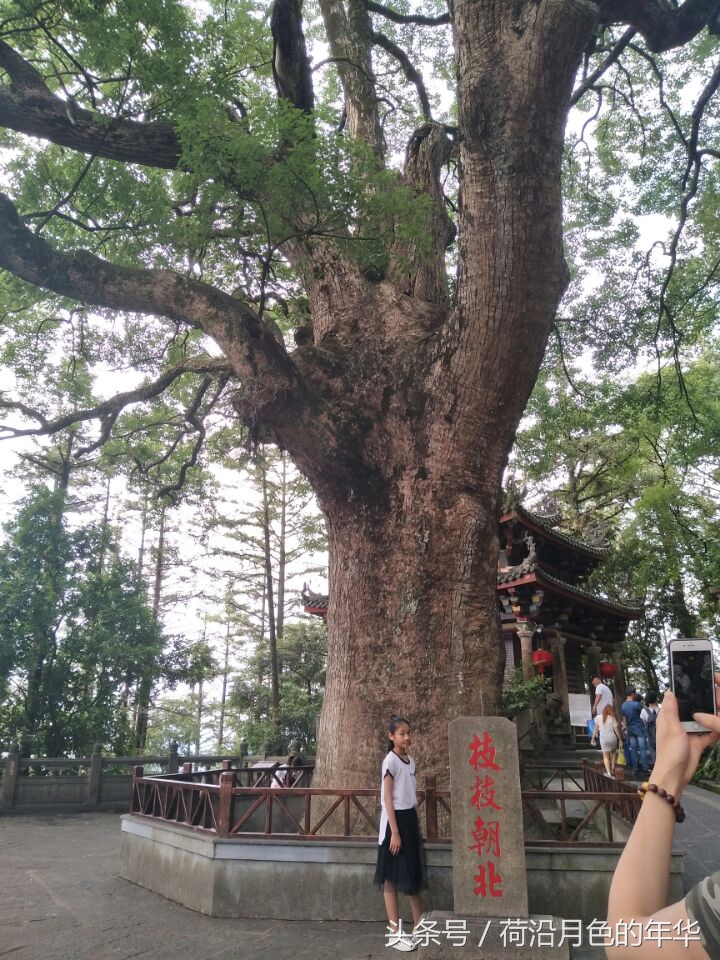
[569,692,592,727]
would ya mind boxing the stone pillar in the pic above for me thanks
[168,740,179,774]
[423,719,572,958]
[612,648,627,704]
[516,621,535,680]
[1,742,20,812]
[549,637,570,719]
[449,717,528,917]
[85,742,103,810]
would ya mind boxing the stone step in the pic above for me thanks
[533,752,598,764]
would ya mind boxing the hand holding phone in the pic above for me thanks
[669,638,717,733]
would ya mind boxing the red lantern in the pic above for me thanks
[532,649,554,674]
[600,662,617,679]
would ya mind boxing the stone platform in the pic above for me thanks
[119,813,682,923]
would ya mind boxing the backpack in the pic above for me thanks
[645,709,657,740]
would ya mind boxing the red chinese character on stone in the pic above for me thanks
[468,732,502,771]
[468,816,502,857]
[470,775,503,811]
[473,861,504,898]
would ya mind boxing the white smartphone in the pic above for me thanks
[669,638,717,733]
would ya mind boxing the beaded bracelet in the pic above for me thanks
[638,781,686,823]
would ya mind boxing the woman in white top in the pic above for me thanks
[591,703,622,778]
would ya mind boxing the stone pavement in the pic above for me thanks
[678,784,720,892]
[9,796,720,960]
[2,813,390,960]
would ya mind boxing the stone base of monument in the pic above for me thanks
[418,911,572,959]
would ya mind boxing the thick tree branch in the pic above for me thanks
[388,123,454,305]
[317,0,384,156]
[0,357,233,441]
[0,192,300,408]
[365,1,450,26]
[372,31,432,119]
[600,0,720,51]
[685,56,720,188]
[0,39,181,168]
[447,0,598,455]
[270,0,315,111]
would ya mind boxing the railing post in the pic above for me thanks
[132,765,145,813]
[85,742,103,810]
[221,759,232,771]
[1,742,20,812]
[168,741,179,774]
[425,775,438,842]
[218,770,235,837]
[182,762,193,776]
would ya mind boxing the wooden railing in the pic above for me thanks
[582,762,641,827]
[522,790,641,845]
[521,759,641,845]
[131,767,452,842]
[520,761,586,792]
[150,760,315,789]
[0,743,314,813]
[131,759,640,848]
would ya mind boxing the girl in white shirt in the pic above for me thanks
[374,715,425,951]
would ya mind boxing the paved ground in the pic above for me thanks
[4,792,720,960]
[677,784,720,892]
[1,812,393,960]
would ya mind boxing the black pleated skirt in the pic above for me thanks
[374,807,426,895]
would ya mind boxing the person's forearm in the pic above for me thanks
[608,764,685,921]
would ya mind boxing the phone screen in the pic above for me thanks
[672,649,715,721]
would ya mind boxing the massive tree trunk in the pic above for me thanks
[304,0,598,786]
[316,487,505,784]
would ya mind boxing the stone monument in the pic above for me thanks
[420,717,572,959]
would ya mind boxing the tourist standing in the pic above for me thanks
[375,715,425,952]
[621,688,650,776]
[591,675,614,717]
[591,704,623,778]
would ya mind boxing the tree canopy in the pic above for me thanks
[513,347,720,692]
[0,483,164,754]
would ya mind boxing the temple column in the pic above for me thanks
[586,643,602,679]
[503,630,516,686]
[517,621,535,680]
[550,637,570,719]
[612,647,627,705]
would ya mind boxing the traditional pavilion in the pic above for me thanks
[302,502,643,729]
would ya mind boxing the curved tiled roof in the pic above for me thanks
[501,504,610,560]
[305,565,643,621]
[496,562,644,619]
[301,586,328,611]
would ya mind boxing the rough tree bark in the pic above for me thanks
[0,0,717,783]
